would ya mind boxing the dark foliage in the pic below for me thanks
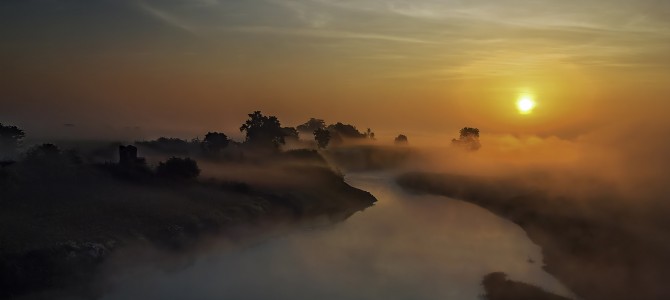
[203,132,230,153]
[297,118,326,135]
[136,137,196,155]
[366,128,376,140]
[240,111,286,148]
[327,122,367,139]
[394,134,408,145]
[24,144,61,160]
[0,123,26,159]
[156,157,200,180]
[314,128,331,149]
[282,127,300,142]
[452,127,481,151]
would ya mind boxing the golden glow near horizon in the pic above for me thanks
[517,96,536,115]
[2,1,670,136]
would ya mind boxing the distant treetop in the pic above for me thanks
[327,123,367,139]
[459,127,480,139]
[297,118,326,135]
[394,134,408,145]
[452,127,481,151]
[203,132,230,153]
[240,111,287,148]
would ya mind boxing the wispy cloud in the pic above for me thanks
[226,26,439,44]
[137,1,201,35]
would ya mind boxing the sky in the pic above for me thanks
[1,0,669,140]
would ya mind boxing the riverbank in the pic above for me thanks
[482,272,571,300]
[0,150,376,299]
[397,172,670,300]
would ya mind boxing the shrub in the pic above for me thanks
[156,157,200,180]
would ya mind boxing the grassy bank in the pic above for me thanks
[0,150,376,298]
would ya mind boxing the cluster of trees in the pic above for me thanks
[136,112,411,154]
[296,118,378,149]
[1,116,482,184]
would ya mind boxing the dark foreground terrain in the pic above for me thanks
[0,150,376,299]
[398,172,670,300]
[482,272,571,300]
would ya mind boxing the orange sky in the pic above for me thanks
[1,0,669,141]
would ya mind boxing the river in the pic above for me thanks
[100,172,574,300]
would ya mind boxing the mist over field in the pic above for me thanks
[3,0,670,299]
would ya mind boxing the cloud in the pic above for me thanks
[137,1,201,35]
[226,26,438,44]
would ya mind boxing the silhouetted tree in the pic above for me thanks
[0,123,25,158]
[459,127,480,139]
[203,132,230,153]
[156,157,200,180]
[394,134,408,145]
[136,137,194,155]
[239,111,286,148]
[314,128,331,149]
[282,127,299,143]
[297,118,326,135]
[366,128,376,140]
[327,123,366,139]
[452,127,481,151]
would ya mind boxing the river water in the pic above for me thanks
[100,172,573,300]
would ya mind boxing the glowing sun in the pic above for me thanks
[517,96,536,114]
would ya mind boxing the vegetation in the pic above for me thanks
[297,118,326,135]
[136,137,197,155]
[394,134,408,145]
[314,128,331,149]
[282,126,300,143]
[327,122,367,139]
[240,111,287,149]
[156,157,201,180]
[452,127,481,151]
[0,123,25,159]
[202,132,230,153]
[0,113,380,298]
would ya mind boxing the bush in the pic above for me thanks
[156,157,200,180]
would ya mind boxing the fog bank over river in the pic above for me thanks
[100,172,573,300]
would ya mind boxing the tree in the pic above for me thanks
[327,122,366,139]
[282,127,299,142]
[297,118,326,135]
[203,132,230,153]
[394,134,408,145]
[0,123,26,158]
[314,128,331,149]
[459,127,480,139]
[239,111,286,148]
[452,127,481,151]
[156,157,200,180]
[136,137,194,155]
[366,128,376,140]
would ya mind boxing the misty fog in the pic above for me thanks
[96,173,573,300]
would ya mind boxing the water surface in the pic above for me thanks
[101,172,573,300]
